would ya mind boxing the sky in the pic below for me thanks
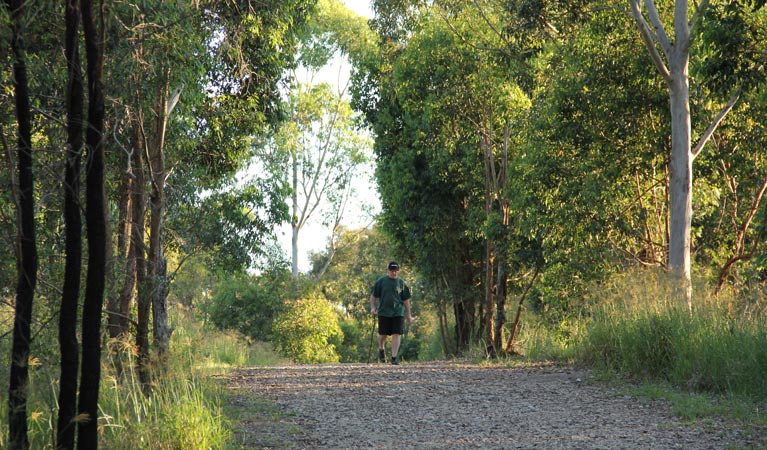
[274,0,376,272]
[344,0,373,17]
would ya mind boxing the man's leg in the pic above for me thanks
[378,334,386,362]
[391,334,401,358]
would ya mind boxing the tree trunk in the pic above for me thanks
[291,150,300,279]
[453,299,470,352]
[148,79,175,361]
[77,0,106,446]
[667,50,693,307]
[493,125,510,350]
[629,0,694,305]
[493,246,508,349]
[6,0,38,446]
[482,130,495,354]
[505,265,540,355]
[57,0,83,447]
[133,129,150,388]
[106,169,133,343]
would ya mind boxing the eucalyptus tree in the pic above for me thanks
[102,0,315,376]
[264,0,377,280]
[361,0,550,352]
[627,0,767,304]
[510,4,672,322]
[77,0,107,446]
[102,0,211,382]
[58,0,83,446]
[255,81,368,279]
[507,0,767,319]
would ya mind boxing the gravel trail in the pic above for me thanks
[226,362,764,449]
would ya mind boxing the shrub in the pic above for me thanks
[203,270,290,341]
[272,296,342,363]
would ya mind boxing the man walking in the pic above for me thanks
[370,261,413,365]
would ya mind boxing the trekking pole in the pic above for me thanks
[367,313,376,363]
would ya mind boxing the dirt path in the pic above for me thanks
[226,362,764,449]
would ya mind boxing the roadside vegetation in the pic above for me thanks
[2,265,765,447]
[0,306,287,449]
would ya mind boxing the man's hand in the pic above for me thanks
[406,315,414,324]
[370,307,377,316]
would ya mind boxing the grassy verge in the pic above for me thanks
[574,270,767,430]
[0,304,288,449]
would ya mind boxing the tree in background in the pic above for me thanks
[360,1,537,353]
[204,269,291,342]
[99,0,315,381]
[355,0,767,355]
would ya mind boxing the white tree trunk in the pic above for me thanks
[630,0,743,306]
[667,56,693,306]
[291,151,299,278]
[630,0,694,305]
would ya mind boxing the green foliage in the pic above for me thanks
[336,319,373,362]
[0,304,286,448]
[298,0,378,70]
[580,269,767,400]
[167,180,290,274]
[203,269,291,341]
[310,225,396,316]
[272,295,343,363]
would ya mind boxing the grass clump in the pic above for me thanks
[99,305,288,449]
[579,269,767,401]
[0,304,287,449]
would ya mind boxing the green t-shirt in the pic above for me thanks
[371,276,411,318]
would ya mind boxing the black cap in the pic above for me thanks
[388,261,400,271]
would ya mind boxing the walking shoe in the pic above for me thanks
[378,349,385,363]
[391,356,399,365]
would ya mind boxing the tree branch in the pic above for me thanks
[644,0,673,51]
[688,0,710,36]
[629,0,671,81]
[692,86,741,159]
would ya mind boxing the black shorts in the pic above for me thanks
[378,316,404,336]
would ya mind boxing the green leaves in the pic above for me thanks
[272,295,343,363]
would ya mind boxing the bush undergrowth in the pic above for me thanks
[0,304,287,449]
[579,270,767,400]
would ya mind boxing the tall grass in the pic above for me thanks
[578,270,767,400]
[0,304,287,449]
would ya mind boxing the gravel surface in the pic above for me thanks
[226,362,765,449]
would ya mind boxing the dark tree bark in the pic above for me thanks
[106,171,132,377]
[57,0,84,447]
[130,114,151,390]
[77,0,106,446]
[492,126,510,351]
[148,82,174,361]
[5,0,38,447]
